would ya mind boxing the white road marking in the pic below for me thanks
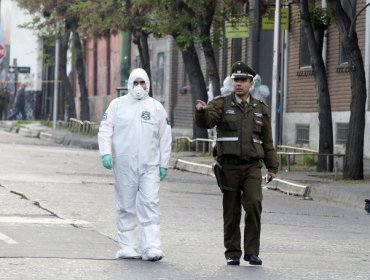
[0,216,90,225]
[0,232,18,244]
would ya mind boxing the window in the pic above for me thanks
[336,123,349,145]
[296,124,310,145]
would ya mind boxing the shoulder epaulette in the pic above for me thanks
[259,100,269,107]
[214,95,224,100]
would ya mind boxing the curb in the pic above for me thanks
[18,127,40,138]
[173,159,214,177]
[267,178,311,199]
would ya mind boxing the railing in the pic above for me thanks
[68,118,99,135]
[277,145,344,172]
[175,136,216,155]
[175,139,344,172]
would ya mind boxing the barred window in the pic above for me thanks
[296,124,310,145]
[336,123,349,145]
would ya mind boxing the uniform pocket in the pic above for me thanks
[253,118,263,133]
[223,114,238,131]
[252,137,265,158]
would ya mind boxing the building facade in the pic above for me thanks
[0,0,43,120]
[283,1,370,157]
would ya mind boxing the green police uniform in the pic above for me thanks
[194,61,279,263]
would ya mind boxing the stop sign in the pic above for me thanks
[0,44,6,60]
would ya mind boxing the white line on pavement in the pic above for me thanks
[0,216,90,225]
[0,232,18,244]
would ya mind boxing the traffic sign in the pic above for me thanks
[0,44,6,59]
[17,66,31,74]
[8,66,31,74]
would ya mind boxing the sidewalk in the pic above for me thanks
[1,120,369,212]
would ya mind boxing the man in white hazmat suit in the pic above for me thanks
[98,68,172,262]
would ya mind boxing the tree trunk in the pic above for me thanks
[300,0,334,171]
[197,1,221,97]
[133,30,153,97]
[175,36,208,139]
[73,31,90,121]
[342,37,366,179]
[327,1,367,180]
[59,22,76,120]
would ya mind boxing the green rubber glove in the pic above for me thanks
[159,167,167,181]
[102,154,113,169]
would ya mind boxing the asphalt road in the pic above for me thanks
[0,130,369,280]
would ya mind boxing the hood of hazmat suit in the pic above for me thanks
[128,68,150,100]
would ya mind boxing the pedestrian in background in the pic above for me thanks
[249,74,270,104]
[98,68,172,262]
[0,85,9,120]
[220,76,233,96]
[194,61,279,266]
[8,82,27,120]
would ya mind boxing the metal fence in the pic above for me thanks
[175,136,215,154]
[68,118,99,135]
[175,137,344,172]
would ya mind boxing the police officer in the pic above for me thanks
[194,61,279,266]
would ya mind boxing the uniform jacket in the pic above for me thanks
[195,93,278,174]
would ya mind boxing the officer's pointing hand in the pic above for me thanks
[195,100,207,111]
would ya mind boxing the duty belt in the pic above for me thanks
[220,156,258,165]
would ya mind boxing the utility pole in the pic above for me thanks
[271,0,281,146]
[53,21,60,129]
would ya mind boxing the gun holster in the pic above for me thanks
[212,161,223,193]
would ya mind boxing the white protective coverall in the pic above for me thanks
[98,68,172,261]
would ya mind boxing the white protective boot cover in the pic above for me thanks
[141,224,163,261]
[116,228,141,259]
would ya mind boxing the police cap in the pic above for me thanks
[230,61,256,79]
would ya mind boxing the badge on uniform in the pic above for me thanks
[103,112,107,121]
[141,111,151,120]
[166,118,171,125]
[254,112,262,118]
[225,109,236,115]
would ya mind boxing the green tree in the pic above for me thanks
[326,1,370,180]
[144,0,240,138]
[71,0,154,96]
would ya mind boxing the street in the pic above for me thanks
[0,130,369,280]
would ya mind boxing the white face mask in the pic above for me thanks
[132,85,148,100]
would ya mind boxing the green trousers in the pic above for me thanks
[221,160,263,259]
